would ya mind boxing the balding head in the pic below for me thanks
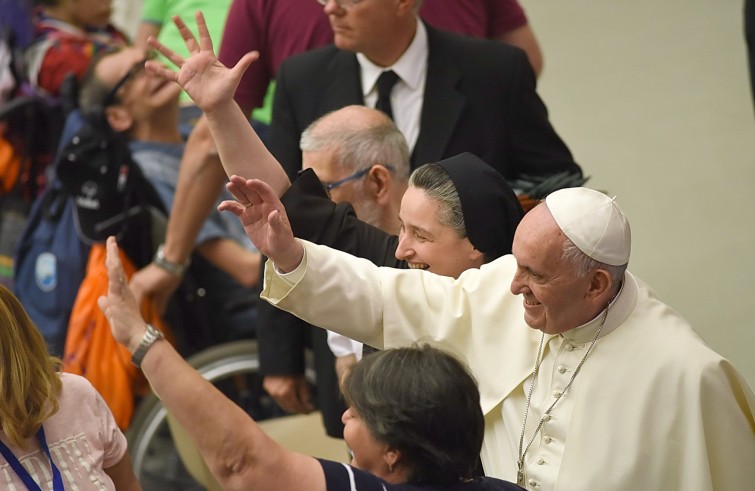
[300,105,409,234]
[310,105,392,136]
[301,105,410,181]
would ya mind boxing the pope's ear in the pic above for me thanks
[587,269,612,299]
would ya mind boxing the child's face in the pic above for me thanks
[66,0,113,28]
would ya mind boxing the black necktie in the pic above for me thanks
[374,70,399,120]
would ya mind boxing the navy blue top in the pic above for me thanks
[319,459,524,491]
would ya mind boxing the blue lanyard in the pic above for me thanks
[0,426,65,491]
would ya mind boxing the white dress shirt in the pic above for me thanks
[357,19,428,152]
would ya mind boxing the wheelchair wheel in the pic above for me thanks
[127,340,285,490]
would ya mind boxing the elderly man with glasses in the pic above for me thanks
[257,104,410,434]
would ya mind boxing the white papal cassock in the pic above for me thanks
[262,240,755,491]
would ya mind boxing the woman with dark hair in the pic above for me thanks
[99,235,522,490]
[340,345,486,486]
[0,284,140,490]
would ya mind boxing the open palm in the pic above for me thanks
[145,12,258,113]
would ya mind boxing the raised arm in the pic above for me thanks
[145,12,289,195]
[130,11,291,310]
[98,237,324,491]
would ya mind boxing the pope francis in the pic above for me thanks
[221,181,755,491]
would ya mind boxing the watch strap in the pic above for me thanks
[131,324,164,367]
[153,244,190,276]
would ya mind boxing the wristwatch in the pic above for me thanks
[131,324,165,367]
[153,244,190,276]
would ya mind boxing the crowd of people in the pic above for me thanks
[0,1,753,490]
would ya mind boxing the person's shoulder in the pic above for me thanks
[426,23,523,60]
[56,373,102,413]
[280,43,343,71]
[59,372,97,393]
[625,273,737,375]
[319,459,388,491]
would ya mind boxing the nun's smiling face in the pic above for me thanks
[394,186,483,278]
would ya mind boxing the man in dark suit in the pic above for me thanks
[268,0,581,182]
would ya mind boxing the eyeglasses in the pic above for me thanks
[323,164,395,194]
[315,0,366,9]
[103,50,157,107]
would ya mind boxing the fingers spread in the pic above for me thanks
[232,51,260,79]
[195,11,214,53]
[173,15,199,54]
[145,60,178,83]
[147,36,184,69]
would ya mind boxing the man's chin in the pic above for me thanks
[523,313,544,331]
[333,36,358,53]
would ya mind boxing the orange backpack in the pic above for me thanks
[63,243,170,429]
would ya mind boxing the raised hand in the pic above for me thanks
[145,11,259,114]
[98,237,148,353]
[219,175,304,273]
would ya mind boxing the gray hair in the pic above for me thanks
[300,115,410,182]
[408,163,465,239]
[561,238,627,290]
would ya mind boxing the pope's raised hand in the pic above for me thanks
[219,175,304,273]
[145,11,258,114]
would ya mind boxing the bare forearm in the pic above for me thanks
[134,22,161,51]
[138,340,322,491]
[204,99,290,196]
[139,340,260,485]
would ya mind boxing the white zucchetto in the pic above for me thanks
[545,187,631,266]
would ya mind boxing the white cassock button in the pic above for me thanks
[528,478,538,487]
[536,458,545,465]
[564,343,574,351]
[557,365,567,374]
[542,414,552,422]
[553,390,562,399]
[543,436,553,444]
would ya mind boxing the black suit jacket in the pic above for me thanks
[268,23,581,180]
